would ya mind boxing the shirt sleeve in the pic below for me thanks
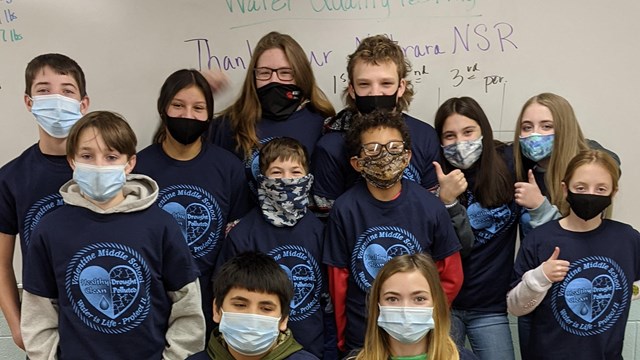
[436,252,463,304]
[162,222,200,291]
[327,266,348,352]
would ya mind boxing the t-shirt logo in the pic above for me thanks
[402,163,421,184]
[23,194,64,248]
[66,242,151,333]
[157,184,223,258]
[246,137,275,194]
[552,256,629,336]
[466,191,516,245]
[269,245,321,321]
[352,226,422,291]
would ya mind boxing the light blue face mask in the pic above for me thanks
[218,311,281,356]
[442,136,483,169]
[519,133,554,162]
[73,161,127,203]
[31,94,83,138]
[377,305,434,344]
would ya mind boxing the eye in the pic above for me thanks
[260,305,276,313]
[414,296,428,303]
[384,296,399,303]
[542,124,554,130]
[106,154,120,162]
[171,102,184,108]
[194,105,207,112]
[36,88,49,94]
[574,185,586,192]
[230,302,247,309]
[79,154,92,160]
[521,124,532,132]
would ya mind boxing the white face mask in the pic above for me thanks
[73,161,127,202]
[31,94,83,138]
[218,311,281,356]
[377,305,435,344]
[441,136,483,170]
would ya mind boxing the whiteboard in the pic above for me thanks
[0,0,638,229]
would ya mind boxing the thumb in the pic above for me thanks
[548,247,560,261]
[433,161,445,179]
[528,169,538,185]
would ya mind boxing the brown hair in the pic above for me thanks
[25,53,87,97]
[259,137,309,174]
[66,111,137,159]
[218,32,335,158]
[343,35,414,112]
[355,253,459,360]
[513,93,589,212]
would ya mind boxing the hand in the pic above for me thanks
[514,169,545,209]
[433,161,467,205]
[542,247,570,283]
[11,327,24,350]
[200,69,230,94]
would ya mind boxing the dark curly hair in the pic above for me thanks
[346,110,411,157]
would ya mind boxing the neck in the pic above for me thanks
[537,157,550,169]
[366,180,402,201]
[388,335,429,358]
[227,348,265,360]
[86,191,126,211]
[38,129,67,156]
[559,212,603,232]
[162,137,202,161]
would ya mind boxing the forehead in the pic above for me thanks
[443,114,479,131]
[361,126,403,144]
[569,163,613,185]
[172,85,206,102]
[224,287,282,307]
[257,48,290,67]
[522,103,553,122]
[352,59,399,80]
[380,270,431,296]
[31,65,79,89]
[76,127,110,152]
[267,156,304,168]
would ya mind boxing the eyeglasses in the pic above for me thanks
[254,67,295,81]
[361,141,406,157]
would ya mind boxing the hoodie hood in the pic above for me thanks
[60,173,159,214]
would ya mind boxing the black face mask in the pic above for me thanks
[257,82,303,121]
[354,90,398,114]
[165,116,209,145]
[566,190,612,221]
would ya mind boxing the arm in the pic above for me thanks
[21,290,58,360]
[527,197,561,229]
[163,280,205,360]
[327,266,348,352]
[446,203,474,259]
[435,252,463,304]
[0,232,23,350]
[507,264,552,316]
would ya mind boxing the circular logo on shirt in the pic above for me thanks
[269,245,321,321]
[245,137,275,194]
[551,256,629,336]
[351,226,422,291]
[65,242,151,334]
[466,191,516,245]
[23,194,65,248]
[157,184,223,258]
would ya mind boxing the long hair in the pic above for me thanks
[355,254,459,360]
[434,97,513,207]
[561,150,619,217]
[513,93,588,213]
[219,31,335,159]
[152,69,214,144]
[343,35,414,112]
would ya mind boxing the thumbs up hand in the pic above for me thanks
[542,247,570,283]
[514,169,545,209]
[433,161,467,205]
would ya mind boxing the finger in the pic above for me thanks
[548,246,560,261]
[528,169,538,185]
[433,161,445,179]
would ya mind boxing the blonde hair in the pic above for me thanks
[513,93,588,214]
[355,254,459,360]
[219,31,335,159]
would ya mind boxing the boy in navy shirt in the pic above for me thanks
[218,137,332,359]
[0,53,90,350]
[323,110,463,353]
[21,111,204,359]
[190,251,317,360]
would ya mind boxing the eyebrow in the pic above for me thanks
[33,81,78,89]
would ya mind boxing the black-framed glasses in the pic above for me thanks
[254,67,295,81]
[361,141,406,157]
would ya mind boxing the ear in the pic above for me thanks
[350,156,362,173]
[67,157,76,170]
[80,96,90,115]
[397,78,407,99]
[561,181,568,199]
[24,94,33,112]
[278,315,289,332]
[405,150,412,164]
[347,83,355,100]
[125,155,136,175]
[212,299,222,324]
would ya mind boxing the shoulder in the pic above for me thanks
[333,182,366,208]
[402,113,437,133]
[285,349,319,360]
[0,144,38,174]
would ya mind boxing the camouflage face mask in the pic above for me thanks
[357,151,410,189]
[257,174,313,227]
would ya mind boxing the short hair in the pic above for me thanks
[259,137,309,174]
[153,69,214,144]
[25,53,87,97]
[213,252,294,317]
[346,110,411,157]
[66,111,137,158]
[344,35,414,112]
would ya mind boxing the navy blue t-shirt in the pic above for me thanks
[136,142,252,333]
[0,144,71,256]
[312,113,441,204]
[218,208,327,358]
[210,107,324,194]
[512,220,640,360]
[23,204,199,360]
[323,179,461,351]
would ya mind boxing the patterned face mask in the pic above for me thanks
[257,174,313,227]
[519,133,554,162]
[442,136,483,169]
[357,151,410,189]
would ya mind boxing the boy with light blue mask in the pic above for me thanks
[0,53,89,352]
[189,251,318,360]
